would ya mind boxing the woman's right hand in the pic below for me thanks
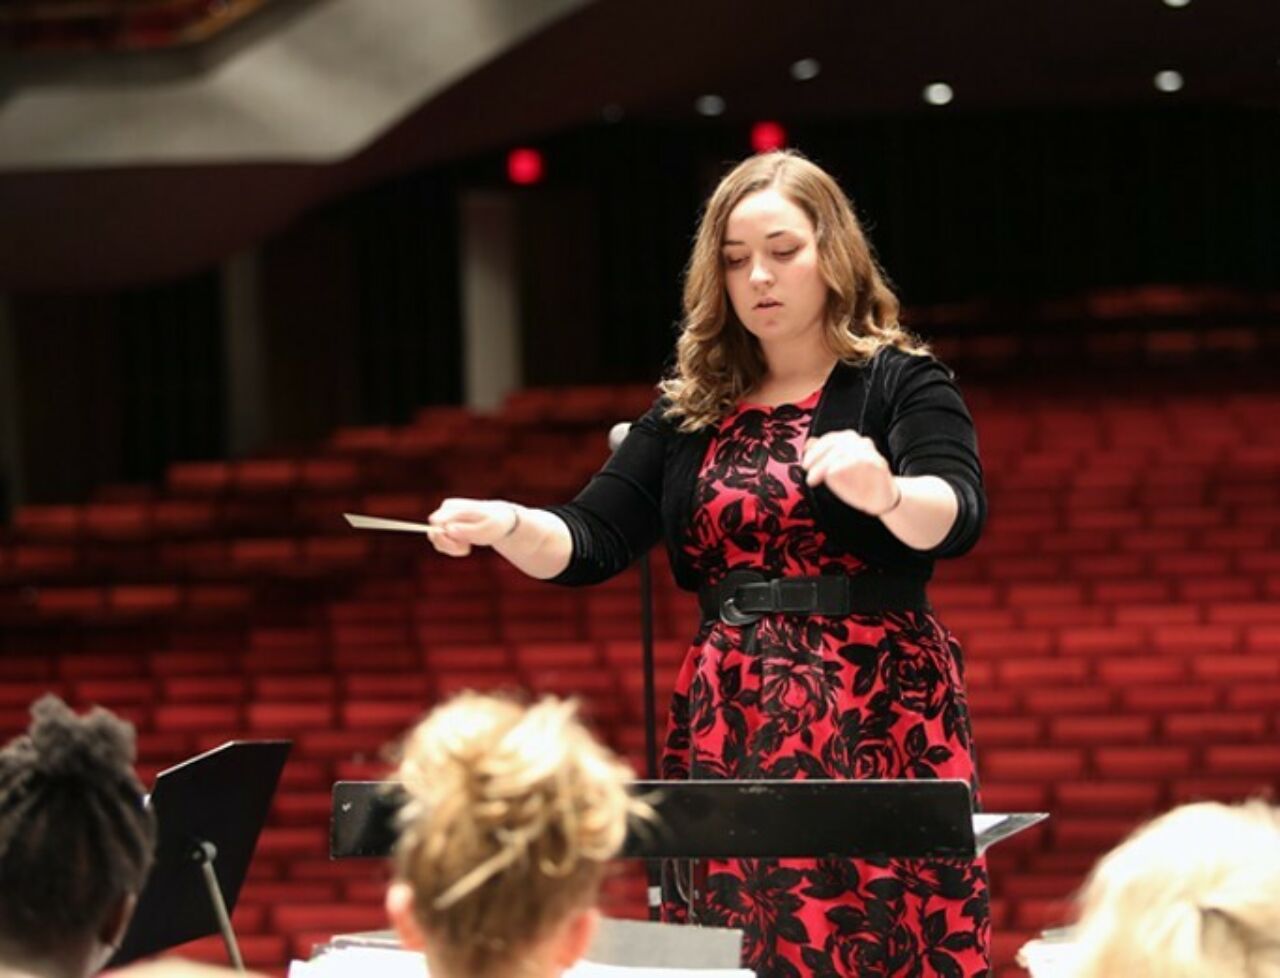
[425,498,519,557]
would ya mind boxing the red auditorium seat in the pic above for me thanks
[230,538,299,567]
[1204,744,1280,777]
[1050,716,1155,745]
[170,934,287,970]
[981,783,1051,813]
[186,584,253,611]
[152,499,218,534]
[339,700,428,730]
[332,646,419,672]
[247,702,336,732]
[109,584,181,614]
[1121,686,1217,712]
[975,717,1044,747]
[342,673,431,700]
[1054,780,1160,814]
[36,586,106,615]
[167,461,233,495]
[84,502,152,539]
[148,649,240,676]
[71,678,156,704]
[14,505,83,539]
[1163,712,1268,741]
[329,426,395,452]
[58,650,144,678]
[234,460,299,493]
[984,748,1086,781]
[153,703,241,732]
[1228,682,1280,709]
[1093,746,1193,778]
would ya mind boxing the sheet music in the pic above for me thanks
[290,946,424,977]
[973,812,1048,854]
[1016,934,1083,978]
[289,946,752,978]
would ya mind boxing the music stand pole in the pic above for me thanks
[639,552,658,781]
[637,549,661,921]
[191,840,245,972]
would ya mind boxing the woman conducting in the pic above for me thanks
[426,149,989,977]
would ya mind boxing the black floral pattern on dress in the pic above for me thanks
[660,389,990,977]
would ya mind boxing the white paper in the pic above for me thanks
[973,811,1048,854]
[1016,936,1083,978]
[289,946,752,978]
[289,946,427,978]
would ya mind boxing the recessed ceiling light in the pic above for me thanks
[1154,70,1184,92]
[790,58,821,82]
[695,94,726,117]
[1162,0,1191,7]
[923,82,954,106]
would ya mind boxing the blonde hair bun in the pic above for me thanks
[1070,800,1280,978]
[392,693,638,977]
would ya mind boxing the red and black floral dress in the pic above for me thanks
[659,389,990,978]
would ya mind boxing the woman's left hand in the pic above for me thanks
[802,430,900,517]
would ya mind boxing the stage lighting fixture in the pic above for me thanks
[695,94,727,117]
[507,148,545,185]
[751,121,788,153]
[790,58,821,81]
[923,82,954,106]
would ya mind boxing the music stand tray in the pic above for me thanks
[111,740,291,968]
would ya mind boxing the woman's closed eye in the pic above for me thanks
[724,248,797,268]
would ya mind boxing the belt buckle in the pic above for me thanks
[718,569,764,627]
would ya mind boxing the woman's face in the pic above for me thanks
[721,187,829,351]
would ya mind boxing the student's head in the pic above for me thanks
[0,695,157,978]
[385,693,637,978]
[664,149,924,428]
[1069,800,1280,978]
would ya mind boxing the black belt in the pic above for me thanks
[699,569,929,628]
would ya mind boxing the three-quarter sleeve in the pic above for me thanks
[543,402,667,586]
[883,353,987,557]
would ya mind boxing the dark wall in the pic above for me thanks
[512,106,1280,380]
[11,272,223,503]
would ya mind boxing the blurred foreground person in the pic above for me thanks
[1022,800,1280,978]
[1069,800,1280,978]
[384,693,644,978]
[0,696,156,978]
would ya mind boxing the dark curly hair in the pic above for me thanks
[0,694,157,955]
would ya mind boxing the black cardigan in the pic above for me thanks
[547,347,985,594]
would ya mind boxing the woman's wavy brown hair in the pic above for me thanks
[659,149,927,430]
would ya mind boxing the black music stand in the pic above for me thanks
[330,778,1045,918]
[110,740,291,970]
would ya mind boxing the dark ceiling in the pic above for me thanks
[1,0,1276,291]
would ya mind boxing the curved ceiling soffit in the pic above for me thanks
[0,0,592,291]
[0,0,592,169]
